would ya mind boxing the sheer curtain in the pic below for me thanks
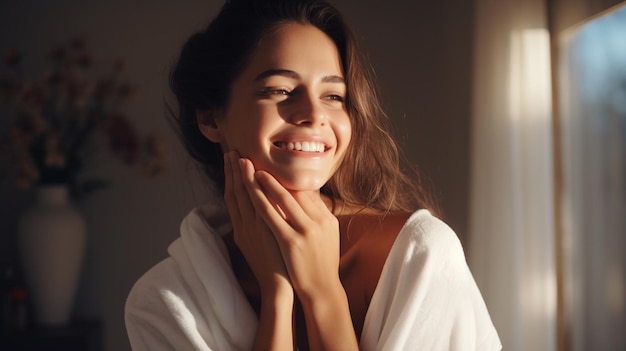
[468,0,557,350]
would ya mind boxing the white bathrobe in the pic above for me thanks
[125,205,501,350]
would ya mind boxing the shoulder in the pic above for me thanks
[360,211,501,350]
[385,209,471,282]
[126,204,230,313]
[124,254,196,351]
[125,257,181,312]
[124,257,181,350]
[397,209,464,256]
[342,208,462,262]
[125,205,257,350]
[341,210,410,264]
[357,209,464,264]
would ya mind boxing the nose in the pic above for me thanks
[289,92,327,127]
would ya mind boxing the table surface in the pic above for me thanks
[2,319,103,351]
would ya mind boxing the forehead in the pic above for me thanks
[243,22,344,77]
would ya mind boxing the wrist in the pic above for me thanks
[260,278,294,307]
[255,280,295,351]
[297,277,347,312]
[296,278,358,350]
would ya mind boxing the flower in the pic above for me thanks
[104,113,140,165]
[0,37,167,198]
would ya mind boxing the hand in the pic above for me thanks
[241,163,343,301]
[239,156,358,350]
[223,151,291,296]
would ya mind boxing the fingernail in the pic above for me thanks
[238,158,245,169]
[254,171,264,181]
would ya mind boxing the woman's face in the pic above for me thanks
[209,23,351,191]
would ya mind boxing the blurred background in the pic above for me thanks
[0,0,624,350]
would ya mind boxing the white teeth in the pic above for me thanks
[278,141,325,152]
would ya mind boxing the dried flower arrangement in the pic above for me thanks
[0,37,167,198]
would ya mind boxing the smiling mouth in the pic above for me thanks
[274,141,327,153]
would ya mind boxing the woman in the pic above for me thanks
[125,0,501,349]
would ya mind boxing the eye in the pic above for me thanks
[259,87,292,97]
[324,94,345,103]
[328,94,344,102]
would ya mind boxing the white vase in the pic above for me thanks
[17,184,86,326]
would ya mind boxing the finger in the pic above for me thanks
[237,159,280,215]
[253,170,314,232]
[290,191,330,219]
[222,152,241,224]
[237,161,294,233]
[238,159,288,220]
[229,152,256,221]
[256,171,328,220]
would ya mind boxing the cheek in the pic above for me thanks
[336,116,352,151]
[219,108,265,154]
[224,132,263,158]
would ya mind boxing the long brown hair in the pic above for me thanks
[169,0,439,214]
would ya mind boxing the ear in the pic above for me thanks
[196,109,223,143]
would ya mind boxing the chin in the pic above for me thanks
[249,156,332,192]
[274,172,328,193]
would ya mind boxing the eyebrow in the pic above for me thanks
[253,69,345,84]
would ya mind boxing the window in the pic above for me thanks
[557,3,626,350]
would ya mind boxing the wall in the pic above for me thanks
[0,1,475,350]
[333,0,475,241]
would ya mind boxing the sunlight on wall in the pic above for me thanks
[508,28,558,325]
[508,29,553,122]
